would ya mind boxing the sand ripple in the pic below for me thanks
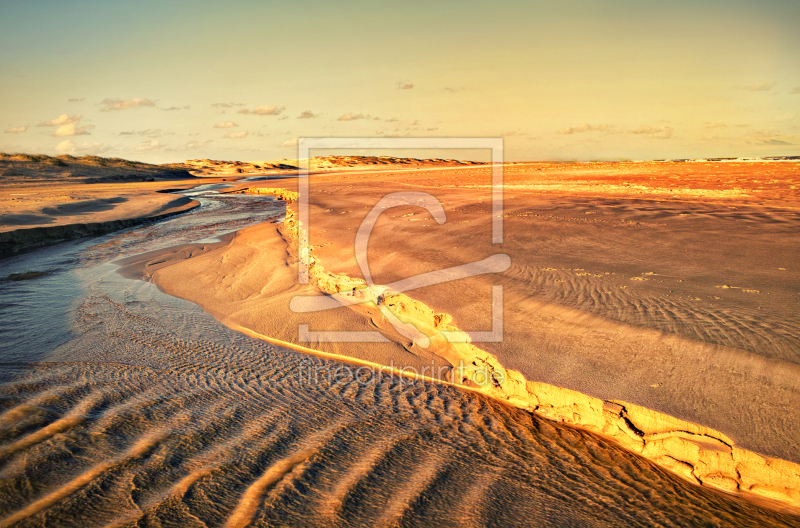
[0,290,797,526]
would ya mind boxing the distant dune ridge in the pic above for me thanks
[182,155,483,177]
[0,152,193,184]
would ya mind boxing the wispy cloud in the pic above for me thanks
[160,105,190,111]
[4,126,27,134]
[238,105,285,116]
[168,139,214,151]
[132,140,162,151]
[757,138,794,146]
[751,128,780,136]
[100,97,156,111]
[118,129,173,138]
[790,87,800,95]
[37,114,93,136]
[212,102,246,108]
[224,131,248,139]
[629,125,673,139]
[213,121,238,129]
[741,82,776,92]
[774,113,797,122]
[280,137,299,147]
[397,81,414,90]
[703,122,727,129]
[184,139,213,149]
[297,110,317,119]
[67,97,84,103]
[557,124,610,134]
[338,113,379,121]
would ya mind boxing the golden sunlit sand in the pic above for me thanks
[112,157,800,512]
[3,0,799,524]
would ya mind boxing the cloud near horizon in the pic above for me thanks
[134,140,162,151]
[397,81,414,90]
[279,137,299,147]
[338,113,379,121]
[100,98,156,111]
[214,121,238,128]
[629,125,673,139]
[558,124,610,134]
[741,82,776,92]
[757,138,794,146]
[224,131,248,139]
[37,114,93,136]
[297,110,317,119]
[167,139,214,151]
[212,102,246,108]
[119,129,172,138]
[183,139,214,149]
[4,126,27,134]
[238,105,285,116]
[67,97,84,103]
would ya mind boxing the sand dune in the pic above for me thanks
[181,155,484,178]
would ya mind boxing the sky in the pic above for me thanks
[1,0,798,163]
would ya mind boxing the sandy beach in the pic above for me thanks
[110,158,800,511]
[3,0,799,523]
[2,155,800,525]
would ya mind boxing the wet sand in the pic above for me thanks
[130,160,800,510]
[0,154,212,256]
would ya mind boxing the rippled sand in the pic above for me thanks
[1,283,798,527]
[1,170,800,526]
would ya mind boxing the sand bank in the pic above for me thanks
[0,154,225,256]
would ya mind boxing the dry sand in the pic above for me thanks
[125,159,800,510]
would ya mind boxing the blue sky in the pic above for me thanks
[1,0,798,162]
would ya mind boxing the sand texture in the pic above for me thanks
[126,159,800,510]
[0,153,208,256]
